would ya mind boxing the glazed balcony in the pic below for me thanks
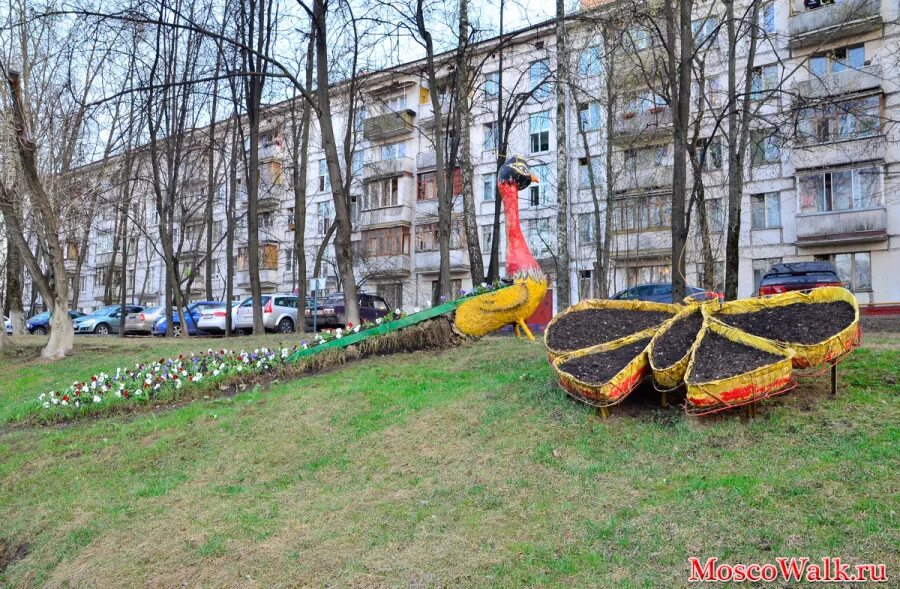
[793,62,883,99]
[363,156,416,180]
[613,108,673,144]
[358,203,414,229]
[613,165,673,192]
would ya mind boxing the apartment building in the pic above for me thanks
[28,0,900,316]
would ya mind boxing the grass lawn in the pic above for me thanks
[0,333,898,587]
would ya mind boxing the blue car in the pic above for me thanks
[153,301,225,336]
[25,310,86,335]
[611,283,723,304]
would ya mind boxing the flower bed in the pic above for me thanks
[39,347,298,414]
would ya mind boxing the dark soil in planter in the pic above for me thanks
[558,338,650,385]
[547,308,673,352]
[717,301,854,345]
[689,331,783,383]
[651,311,703,368]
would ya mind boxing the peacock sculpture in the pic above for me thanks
[454,156,548,341]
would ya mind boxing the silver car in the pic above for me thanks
[233,294,299,333]
[124,306,167,335]
[4,316,11,335]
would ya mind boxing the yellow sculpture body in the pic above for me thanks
[453,156,548,342]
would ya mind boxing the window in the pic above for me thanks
[750,130,780,165]
[624,144,670,174]
[526,217,552,258]
[751,65,779,96]
[577,212,594,244]
[416,169,462,201]
[315,159,329,192]
[809,44,864,77]
[816,252,871,291]
[696,261,725,291]
[366,177,399,209]
[80,275,91,293]
[529,111,550,153]
[751,192,781,229]
[625,90,666,115]
[354,107,367,132]
[431,279,463,300]
[360,227,410,257]
[753,258,782,292]
[285,247,294,273]
[529,163,550,207]
[385,94,407,112]
[262,243,278,270]
[484,72,500,99]
[96,232,114,254]
[376,283,403,310]
[483,121,498,152]
[626,264,670,287]
[482,172,496,201]
[696,137,723,171]
[259,211,274,229]
[797,95,881,145]
[626,27,650,52]
[316,201,334,235]
[578,102,601,132]
[261,160,283,186]
[415,220,466,251]
[381,142,406,161]
[798,166,881,214]
[578,270,593,300]
[613,195,672,232]
[692,16,719,49]
[529,59,551,100]
[578,46,602,77]
[578,156,602,189]
[706,199,725,232]
[351,150,365,176]
[760,3,775,35]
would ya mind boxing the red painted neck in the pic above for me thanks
[499,180,542,277]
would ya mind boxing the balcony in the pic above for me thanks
[416,149,455,171]
[613,165,673,193]
[237,268,281,289]
[793,63,883,99]
[94,251,116,268]
[358,254,412,278]
[414,249,469,273]
[792,134,885,170]
[796,207,887,246]
[358,204,413,229]
[613,108,673,144]
[364,156,416,180]
[363,109,416,141]
[788,0,882,50]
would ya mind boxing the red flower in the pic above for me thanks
[347,321,353,328]
[62,395,69,402]
[123,391,129,398]
[91,375,97,382]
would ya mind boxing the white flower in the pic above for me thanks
[481,282,487,288]
[39,393,46,401]
[93,395,101,404]
[52,397,59,405]
[43,402,50,409]
[213,369,220,377]
[375,317,383,325]
[413,307,421,313]
[353,325,360,332]
[175,379,182,389]
[395,308,402,315]
[74,400,80,408]
[61,399,68,406]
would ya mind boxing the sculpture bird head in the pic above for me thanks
[499,155,540,191]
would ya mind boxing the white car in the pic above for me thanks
[197,305,240,335]
[4,316,11,335]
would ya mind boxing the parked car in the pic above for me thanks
[4,316,11,335]
[197,305,240,336]
[757,261,843,296]
[123,306,167,336]
[73,305,143,335]
[611,283,723,304]
[234,294,300,333]
[305,292,390,330]
[153,301,225,336]
[25,310,86,335]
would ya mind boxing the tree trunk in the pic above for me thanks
[486,0,505,283]
[554,0,571,309]
[226,117,238,337]
[456,0,483,285]
[5,226,25,334]
[313,0,359,325]
[291,27,315,335]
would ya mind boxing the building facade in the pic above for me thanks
[28,0,900,316]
